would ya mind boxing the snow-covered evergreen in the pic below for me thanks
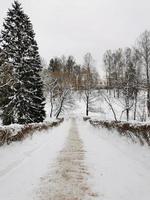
[0,1,45,125]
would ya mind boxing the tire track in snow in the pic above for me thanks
[37,118,98,200]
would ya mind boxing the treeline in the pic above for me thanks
[48,54,99,90]
[42,53,100,118]
[103,31,150,121]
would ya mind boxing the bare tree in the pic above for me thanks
[42,71,58,117]
[82,53,99,116]
[137,30,150,117]
[103,49,125,97]
[102,93,118,121]
[132,48,141,120]
[122,48,137,121]
[44,56,77,119]
[55,88,74,118]
[103,50,113,95]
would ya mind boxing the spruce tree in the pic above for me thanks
[0,48,14,125]
[0,1,45,124]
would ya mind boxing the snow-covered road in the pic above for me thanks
[0,119,150,200]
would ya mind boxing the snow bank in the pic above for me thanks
[90,119,150,146]
[0,119,63,146]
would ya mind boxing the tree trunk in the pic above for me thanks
[56,97,64,119]
[114,89,116,98]
[50,101,53,118]
[126,108,129,121]
[86,95,89,116]
[146,62,150,117]
[117,88,120,98]
[50,92,53,118]
[56,107,61,119]
[147,89,150,117]
[134,93,137,120]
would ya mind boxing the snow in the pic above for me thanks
[0,123,23,131]
[0,117,150,199]
[79,120,150,200]
[1,92,150,199]
[42,90,149,122]
[0,119,69,200]
[65,90,149,123]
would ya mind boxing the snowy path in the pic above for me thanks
[0,119,150,200]
[37,118,97,200]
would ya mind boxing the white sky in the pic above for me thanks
[0,0,150,76]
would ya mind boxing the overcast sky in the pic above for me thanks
[0,0,150,75]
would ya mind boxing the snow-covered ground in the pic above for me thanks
[0,117,150,200]
[0,119,70,200]
[79,120,150,200]
[66,90,149,122]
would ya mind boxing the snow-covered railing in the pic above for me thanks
[89,120,150,146]
[0,118,64,146]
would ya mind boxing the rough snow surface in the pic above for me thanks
[37,118,97,200]
[0,120,69,200]
[79,120,150,200]
[0,118,150,200]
